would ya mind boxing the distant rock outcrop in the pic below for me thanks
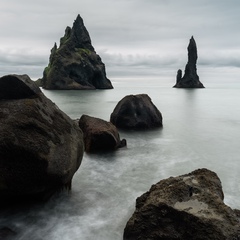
[79,114,126,153]
[173,36,204,88]
[124,168,240,240]
[0,74,84,203]
[110,94,162,130]
[40,14,113,90]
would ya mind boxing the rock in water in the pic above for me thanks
[173,36,204,88]
[110,94,162,130]
[124,168,240,240]
[0,74,84,203]
[40,14,113,90]
[78,114,126,153]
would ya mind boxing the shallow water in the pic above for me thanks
[1,74,240,239]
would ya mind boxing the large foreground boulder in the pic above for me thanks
[110,94,162,130]
[0,74,84,202]
[173,36,204,88]
[39,14,113,90]
[124,168,240,240]
[79,114,126,153]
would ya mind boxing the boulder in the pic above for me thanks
[0,74,84,202]
[39,14,113,90]
[124,168,240,240]
[110,94,162,130]
[79,114,126,153]
[173,36,204,88]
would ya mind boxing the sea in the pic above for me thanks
[0,68,240,239]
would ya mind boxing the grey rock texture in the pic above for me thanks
[79,114,126,153]
[173,36,204,88]
[110,94,162,130]
[0,74,84,203]
[40,14,113,90]
[124,168,240,240]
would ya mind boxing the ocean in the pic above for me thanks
[1,70,240,239]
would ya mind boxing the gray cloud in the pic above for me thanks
[0,0,240,79]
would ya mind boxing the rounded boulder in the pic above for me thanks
[110,94,162,130]
[0,74,84,203]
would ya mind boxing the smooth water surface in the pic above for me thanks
[1,76,240,240]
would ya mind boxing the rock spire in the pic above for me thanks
[173,36,204,88]
[40,14,113,90]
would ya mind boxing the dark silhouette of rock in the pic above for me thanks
[173,36,204,88]
[110,94,163,130]
[0,74,41,99]
[79,114,126,153]
[124,168,240,240]
[40,14,113,90]
[0,74,84,203]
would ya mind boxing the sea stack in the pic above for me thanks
[40,14,113,90]
[173,36,204,88]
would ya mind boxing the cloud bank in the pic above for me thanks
[0,0,240,80]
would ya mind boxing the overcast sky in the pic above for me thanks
[1,0,240,81]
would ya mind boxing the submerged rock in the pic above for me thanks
[110,94,162,130]
[173,36,204,88]
[0,74,84,203]
[40,14,113,90]
[79,114,126,153]
[124,168,240,240]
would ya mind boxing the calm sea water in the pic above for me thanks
[1,71,240,239]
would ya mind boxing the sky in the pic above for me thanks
[1,0,240,81]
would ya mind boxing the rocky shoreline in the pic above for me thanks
[1,14,239,240]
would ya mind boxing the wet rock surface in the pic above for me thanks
[110,94,162,130]
[79,114,126,153]
[0,74,84,203]
[124,168,240,240]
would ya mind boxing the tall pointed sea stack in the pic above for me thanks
[40,14,113,90]
[173,36,204,88]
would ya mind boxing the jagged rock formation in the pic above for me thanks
[40,14,113,90]
[124,168,240,240]
[79,114,126,153]
[0,74,84,203]
[173,36,204,88]
[110,94,163,130]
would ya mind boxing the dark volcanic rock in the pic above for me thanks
[0,74,84,203]
[124,168,240,240]
[0,74,41,99]
[79,114,126,153]
[110,94,162,130]
[40,14,113,90]
[173,36,204,88]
